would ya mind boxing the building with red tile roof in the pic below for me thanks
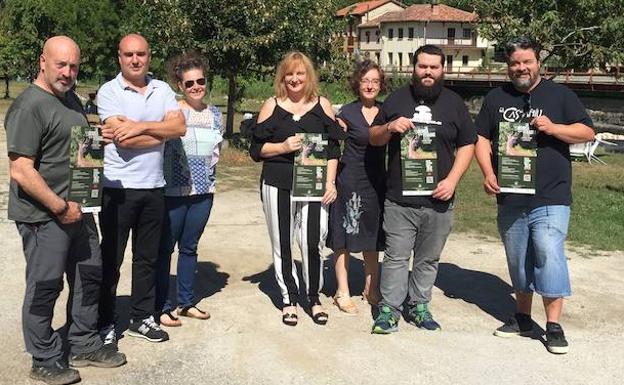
[356,4,492,73]
[335,1,406,55]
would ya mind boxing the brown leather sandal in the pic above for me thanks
[333,292,358,314]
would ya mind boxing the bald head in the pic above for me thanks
[119,33,149,52]
[118,34,151,86]
[43,36,81,58]
[36,35,81,97]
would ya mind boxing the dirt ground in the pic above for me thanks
[0,123,623,385]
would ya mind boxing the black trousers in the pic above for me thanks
[98,187,164,326]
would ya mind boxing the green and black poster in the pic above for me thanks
[497,122,537,194]
[292,133,327,202]
[401,123,437,196]
[68,125,104,212]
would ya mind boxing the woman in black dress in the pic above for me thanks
[330,60,386,314]
[250,51,343,326]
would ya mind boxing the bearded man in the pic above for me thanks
[474,37,594,354]
[5,35,126,385]
[368,44,477,334]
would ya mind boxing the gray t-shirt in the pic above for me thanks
[4,84,87,223]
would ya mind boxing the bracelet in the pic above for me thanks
[56,201,69,217]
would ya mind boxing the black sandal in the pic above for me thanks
[282,313,298,326]
[311,306,328,325]
[160,311,182,327]
[177,305,210,320]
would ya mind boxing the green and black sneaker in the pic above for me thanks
[371,306,399,334]
[408,303,441,331]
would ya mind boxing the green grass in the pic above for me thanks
[454,153,624,251]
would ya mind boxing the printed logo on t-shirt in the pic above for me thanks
[411,105,442,125]
[499,106,543,122]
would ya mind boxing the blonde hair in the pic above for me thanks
[273,51,319,102]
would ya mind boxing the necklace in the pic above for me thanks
[292,114,302,122]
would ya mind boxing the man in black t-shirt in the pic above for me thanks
[474,37,594,355]
[5,36,126,384]
[369,45,476,334]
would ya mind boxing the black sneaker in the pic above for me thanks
[128,315,169,342]
[30,360,80,385]
[545,322,569,354]
[494,313,533,337]
[69,344,127,368]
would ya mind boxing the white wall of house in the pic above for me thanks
[373,21,491,71]
[359,27,382,51]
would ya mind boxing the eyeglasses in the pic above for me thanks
[361,78,380,86]
[183,78,206,89]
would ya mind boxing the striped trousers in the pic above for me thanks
[261,181,328,307]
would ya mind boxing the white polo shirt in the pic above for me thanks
[97,73,179,188]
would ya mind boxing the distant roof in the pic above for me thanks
[358,13,396,28]
[379,4,478,23]
[336,0,405,17]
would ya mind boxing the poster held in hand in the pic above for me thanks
[497,122,537,194]
[68,125,104,212]
[292,133,328,202]
[401,122,438,196]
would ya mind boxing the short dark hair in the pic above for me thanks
[169,51,207,84]
[504,36,541,63]
[349,59,387,95]
[413,45,445,67]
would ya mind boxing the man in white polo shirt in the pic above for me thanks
[97,33,185,345]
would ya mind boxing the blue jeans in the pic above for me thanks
[156,194,214,312]
[497,205,571,298]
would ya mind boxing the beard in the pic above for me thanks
[508,68,539,92]
[411,74,444,101]
[510,76,535,91]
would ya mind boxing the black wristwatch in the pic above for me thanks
[56,201,70,217]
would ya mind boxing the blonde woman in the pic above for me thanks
[251,51,343,326]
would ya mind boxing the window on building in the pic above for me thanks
[375,52,380,63]
[462,55,469,66]
[408,27,414,39]
[388,52,393,66]
[376,30,380,43]
[366,31,370,43]
[388,28,394,39]
[398,52,403,69]
[463,28,472,39]
[398,28,403,40]
[408,52,414,66]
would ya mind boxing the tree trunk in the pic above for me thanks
[225,71,237,138]
[3,76,9,99]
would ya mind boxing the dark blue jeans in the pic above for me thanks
[156,194,214,313]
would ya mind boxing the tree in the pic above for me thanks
[0,0,45,98]
[182,0,342,137]
[471,0,624,71]
[118,0,194,79]
[0,0,122,98]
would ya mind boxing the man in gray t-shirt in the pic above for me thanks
[5,36,126,384]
